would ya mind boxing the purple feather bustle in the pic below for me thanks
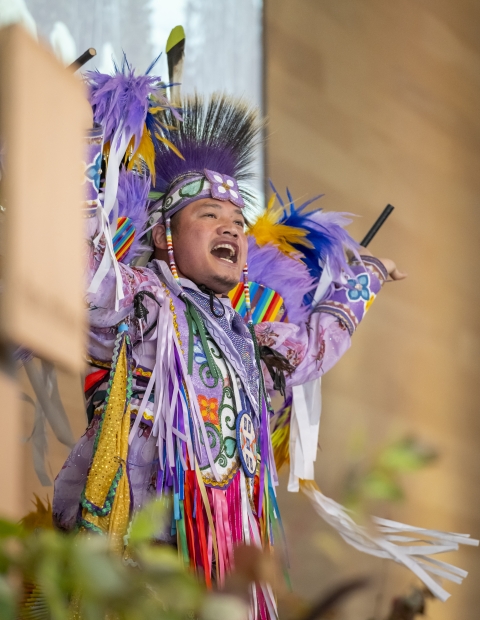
[247,237,315,325]
[113,168,151,263]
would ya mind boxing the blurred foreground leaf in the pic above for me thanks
[362,470,404,501]
[128,497,168,546]
[0,498,204,620]
[378,437,437,472]
[343,434,438,513]
[0,575,15,620]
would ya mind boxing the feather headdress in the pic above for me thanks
[153,94,261,211]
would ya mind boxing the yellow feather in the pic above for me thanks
[271,403,293,472]
[157,122,177,131]
[248,194,313,256]
[271,424,290,472]
[128,124,156,183]
[102,139,111,164]
[148,106,167,114]
[20,494,53,531]
[155,134,185,160]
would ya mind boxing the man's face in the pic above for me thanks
[153,198,248,294]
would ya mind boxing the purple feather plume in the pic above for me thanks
[86,57,175,154]
[113,168,151,263]
[247,237,315,325]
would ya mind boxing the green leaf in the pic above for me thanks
[138,544,182,572]
[128,498,168,546]
[0,576,15,620]
[0,519,22,539]
[362,470,404,501]
[378,437,438,472]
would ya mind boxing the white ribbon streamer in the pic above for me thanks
[300,482,479,602]
[87,206,124,310]
[288,379,322,491]
[102,125,130,218]
[87,124,131,309]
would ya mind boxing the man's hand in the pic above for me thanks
[359,247,408,281]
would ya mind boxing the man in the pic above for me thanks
[54,86,405,617]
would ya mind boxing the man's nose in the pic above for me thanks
[217,223,238,238]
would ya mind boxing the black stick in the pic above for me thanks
[68,48,96,71]
[360,204,394,247]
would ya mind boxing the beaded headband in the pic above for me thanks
[161,168,245,218]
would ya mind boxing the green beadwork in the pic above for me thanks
[79,519,104,535]
[81,465,123,517]
[179,178,204,198]
[224,436,237,458]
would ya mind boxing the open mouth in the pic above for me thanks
[210,243,238,264]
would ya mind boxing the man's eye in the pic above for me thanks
[204,212,216,218]
[234,220,244,226]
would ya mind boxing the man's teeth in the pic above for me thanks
[212,243,236,264]
[212,243,236,257]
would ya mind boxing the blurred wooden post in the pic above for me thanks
[0,25,91,518]
[0,365,21,518]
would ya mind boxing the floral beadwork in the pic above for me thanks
[84,151,102,192]
[194,340,207,365]
[347,274,371,302]
[198,395,220,426]
[204,169,245,208]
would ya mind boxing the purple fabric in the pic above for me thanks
[246,238,316,325]
[161,174,212,219]
[257,397,269,517]
[315,257,387,336]
[53,419,98,530]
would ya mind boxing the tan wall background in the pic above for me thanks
[266,1,480,618]
[14,1,480,618]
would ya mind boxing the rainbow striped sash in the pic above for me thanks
[228,281,288,324]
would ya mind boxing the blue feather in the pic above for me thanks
[271,187,360,306]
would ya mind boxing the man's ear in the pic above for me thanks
[152,223,167,250]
